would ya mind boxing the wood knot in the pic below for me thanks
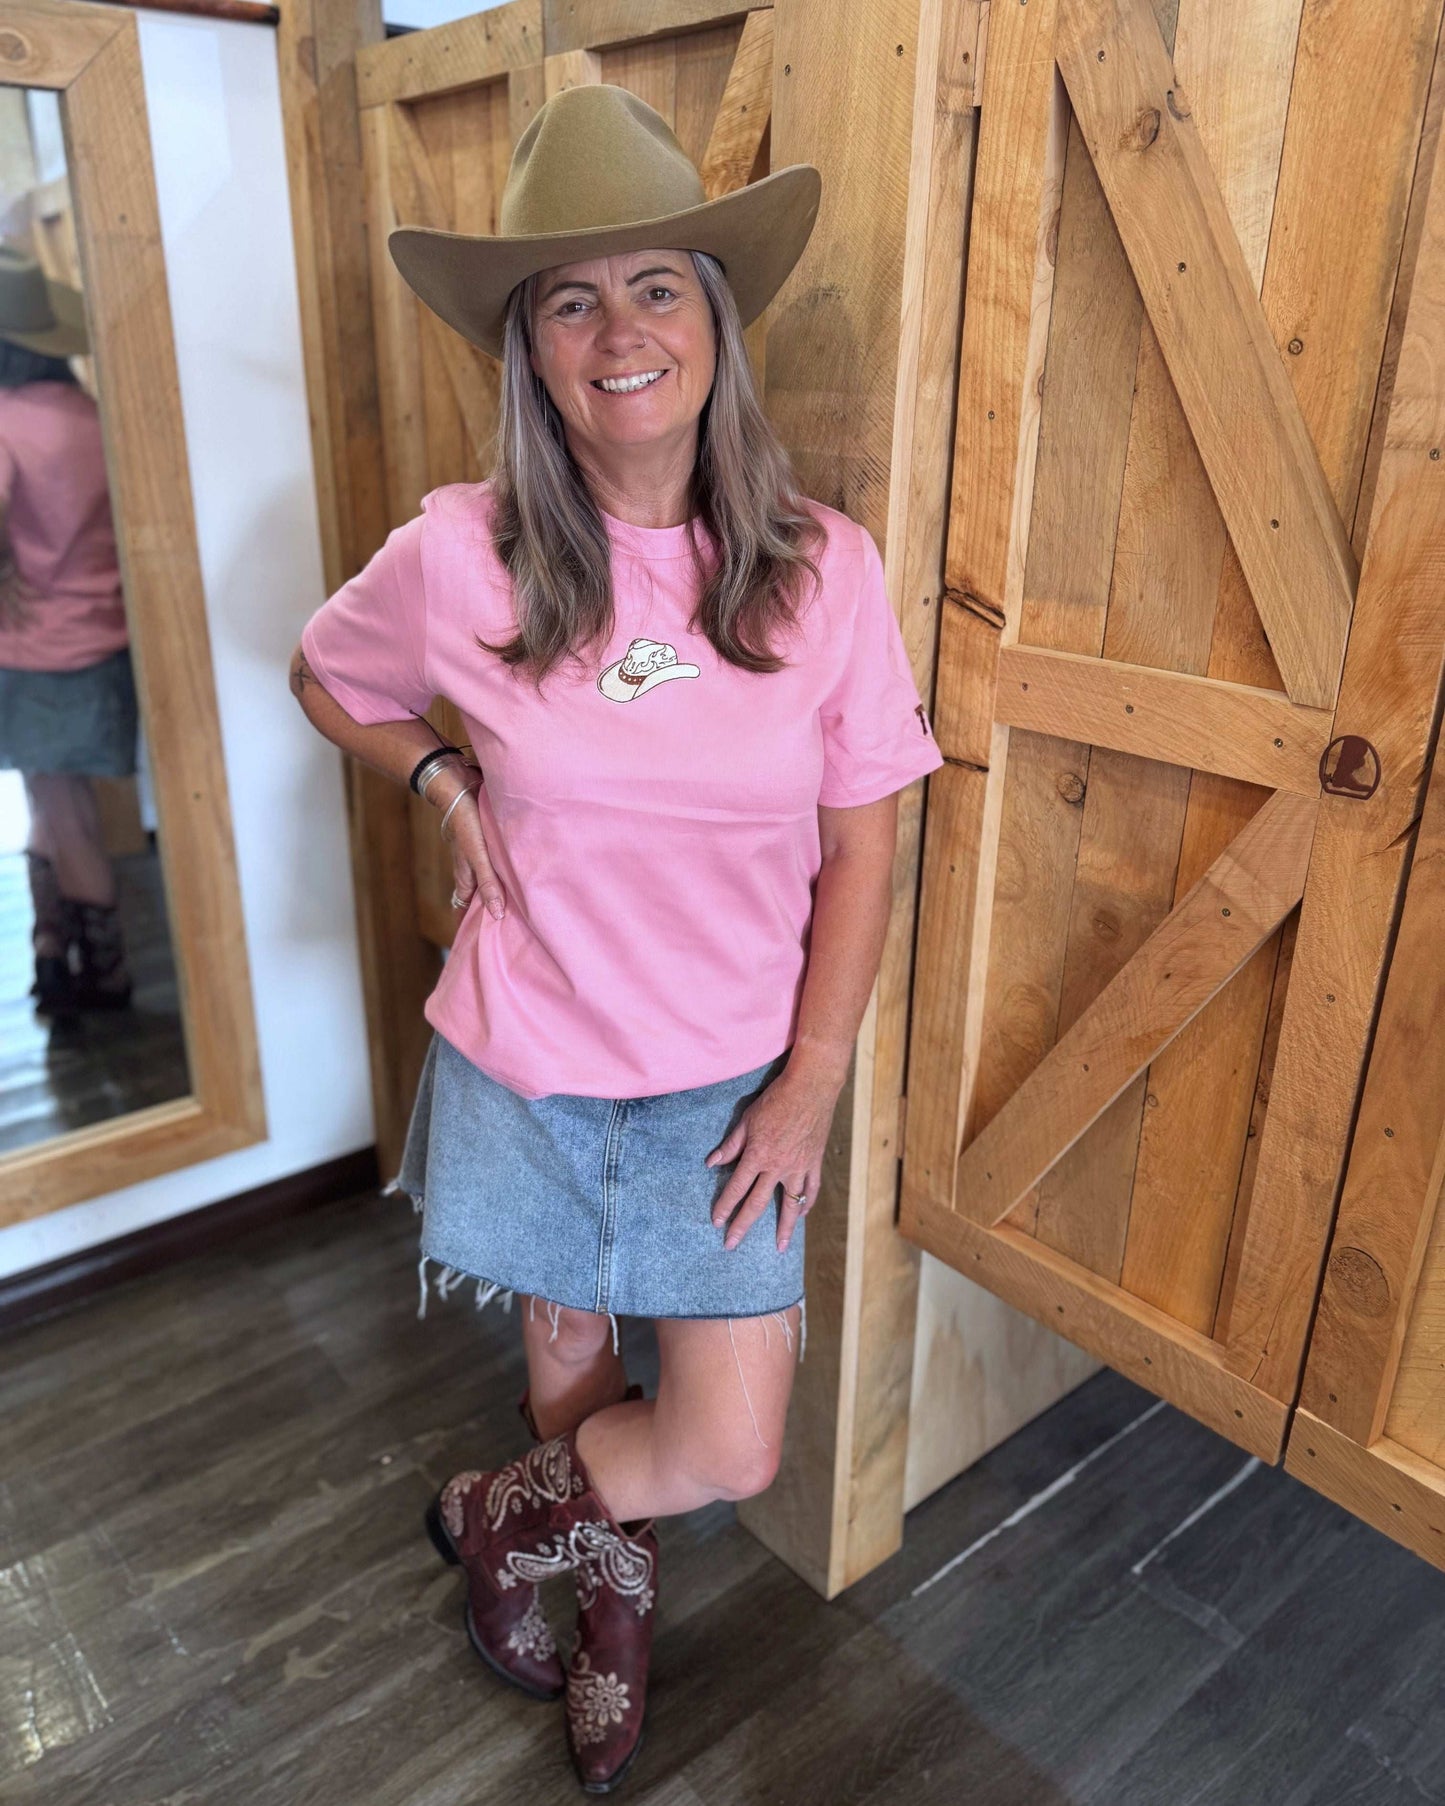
[1165,85,1191,121]
[1055,771,1086,806]
[1125,106,1161,151]
[0,29,31,62]
[1327,1245,1391,1318]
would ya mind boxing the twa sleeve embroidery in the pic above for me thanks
[299,511,434,726]
[816,520,945,808]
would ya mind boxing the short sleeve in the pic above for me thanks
[816,522,945,807]
[299,513,433,725]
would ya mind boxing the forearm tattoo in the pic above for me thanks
[290,652,319,701]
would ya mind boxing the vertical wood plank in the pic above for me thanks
[281,0,439,1174]
[1226,93,1445,1396]
[1300,713,1445,1446]
[905,0,1067,1217]
[736,0,937,1595]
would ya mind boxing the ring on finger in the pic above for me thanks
[450,889,465,909]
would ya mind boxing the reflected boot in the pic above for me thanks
[25,851,72,1012]
[60,894,133,1010]
[427,1427,657,1783]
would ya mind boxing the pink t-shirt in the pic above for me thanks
[0,381,127,673]
[301,480,943,1099]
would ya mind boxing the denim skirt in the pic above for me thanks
[0,645,138,775]
[383,1030,807,1352]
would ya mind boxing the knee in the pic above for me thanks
[704,1441,782,1502]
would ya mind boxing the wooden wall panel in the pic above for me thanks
[903,0,1445,1476]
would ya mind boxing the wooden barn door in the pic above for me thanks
[901,0,1445,1463]
[352,4,775,953]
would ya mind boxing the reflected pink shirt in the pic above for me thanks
[301,479,943,1100]
[0,381,127,673]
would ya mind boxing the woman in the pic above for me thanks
[0,243,135,1015]
[291,86,941,1794]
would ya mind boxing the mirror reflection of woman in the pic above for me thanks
[0,244,135,1014]
[292,87,942,1794]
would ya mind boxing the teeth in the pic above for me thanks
[597,370,665,393]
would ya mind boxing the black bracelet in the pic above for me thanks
[408,746,464,794]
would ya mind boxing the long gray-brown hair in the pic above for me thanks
[478,250,826,689]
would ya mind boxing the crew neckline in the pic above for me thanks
[598,503,713,561]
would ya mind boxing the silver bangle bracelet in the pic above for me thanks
[418,753,469,803]
[437,783,476,840]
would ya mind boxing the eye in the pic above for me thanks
[646,286,676,302]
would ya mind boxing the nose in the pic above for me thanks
[592,298,648,359]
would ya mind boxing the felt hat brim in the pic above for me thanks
[389,164,821,362]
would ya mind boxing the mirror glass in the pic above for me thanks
[0,86,188,1155]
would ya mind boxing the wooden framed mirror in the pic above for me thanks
[0,0,265,1223]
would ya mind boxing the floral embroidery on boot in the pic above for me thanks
[505,1592,559,1664]
[565,1518,658,1791]
[567,1649,632,1745]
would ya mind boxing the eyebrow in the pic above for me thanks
[538,264,685,305]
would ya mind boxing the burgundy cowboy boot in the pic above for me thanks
[60,894,134,1010]
[426,1448,567,1700]
[518,1383,656,1793]
[428,1427,657,1785]
[25,850,72,1013]
[565,1506,658,1793]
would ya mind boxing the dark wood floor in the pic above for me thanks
[0,840,188,1156]
[2,1186,1441,1805]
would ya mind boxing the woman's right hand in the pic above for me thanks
[434,771,507,919]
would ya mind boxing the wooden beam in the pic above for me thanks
[544,44,602,94]
[991,645,1333,795]
[901,1189,1288,1460]
[1299,707,1445,1446]
[384,102,500,452]
[1287,1411,1445,1573]
[697,8,772,196]
[954,789,1316,1224]
[282,0,441,1175]
[545,0,764,57]
[356,0,541,108]
[902,0,1067,1213]
[734,0,933,1598]
[1054,0,1357,709]
[0,0,122,89]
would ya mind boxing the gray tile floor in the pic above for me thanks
[1,1187,1441,1804]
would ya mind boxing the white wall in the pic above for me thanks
[0,12,377,1278]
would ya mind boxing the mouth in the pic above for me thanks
[591,368,671,396]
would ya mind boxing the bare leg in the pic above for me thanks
[573,1305,802,1522]
[23,771,116,906]
[519,1296,630,1440]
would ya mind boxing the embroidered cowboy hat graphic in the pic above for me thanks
[597,637,700,703]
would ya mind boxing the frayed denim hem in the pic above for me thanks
[382,1173,806,1375]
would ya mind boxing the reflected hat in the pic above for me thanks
[0,244,88,358]
[388,83,821,361]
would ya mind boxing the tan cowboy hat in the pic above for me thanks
[0,243,88,358]
[389,83,821,360]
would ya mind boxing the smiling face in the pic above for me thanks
[527,248,716,464]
